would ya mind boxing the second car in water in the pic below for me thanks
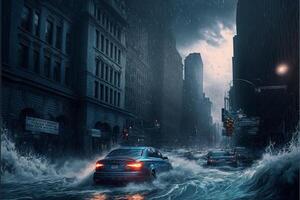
[206,150,237,166]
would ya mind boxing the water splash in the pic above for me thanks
[240,131,300,200]
[1,128,299,200]
[1,129,57,181]
[0,128,104,184]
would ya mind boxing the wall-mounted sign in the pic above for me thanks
[25,117,59,135]
[89,129,102,138]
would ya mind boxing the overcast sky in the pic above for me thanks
[170,0,238,123]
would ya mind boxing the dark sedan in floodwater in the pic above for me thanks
[206,150,237,166]
[93,147,172,184]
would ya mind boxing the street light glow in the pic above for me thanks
[276,63,289,76]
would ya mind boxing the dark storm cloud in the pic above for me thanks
[170,0,238,47]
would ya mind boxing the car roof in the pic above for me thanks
[208,151,228,155]
[235,147,246,149]
[116,146,152,150]
[209,150,226,153]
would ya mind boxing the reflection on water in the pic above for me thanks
[89,194,107,200]
[124,194,144,200]
[89,193,144,200]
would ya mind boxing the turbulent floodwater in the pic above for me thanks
[1,130,299,200]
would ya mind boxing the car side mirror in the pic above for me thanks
[163,156,168,160]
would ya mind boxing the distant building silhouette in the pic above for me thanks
[182,53,214,146]
[125,0,183,146]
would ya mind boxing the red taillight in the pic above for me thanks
[95,162,104,170]
[126,162,143,170]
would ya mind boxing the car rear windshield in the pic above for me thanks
[106,149,143,157]
[209,152,228,156]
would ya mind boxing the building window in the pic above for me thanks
[18,44,29,68]
[66,32,71,54]
[105,86,108,102]
[117,72,121,87]
[117,28,121,41]
[109,88,113,104]
[105,65,108,81]
[65,65,70,86]
[114,71,117,85]
[114,46,117,61]
[21,6,30,31]
[53,61,61,82]
[110,42,113,58]
[33,50,40,73]
[94,81,99,99]
[117,92,120,107]
[112,23,115,35]
[95,30,99,48]
[55,25,62,49]
[97,9,101,21]
[114,90,117,105]
[109,21,113,33]
[118,49,121,64]
[100,34,104,52]
[33,12,40,36]
[110,68,113,83]
[100,84,104,100]
[93,5,97,17]
[101,13,105,26]
[45,20,53,44]
[105,39,109,55]
[44,56,51,78]
[113,25,117,36]
[105,17,109,30]
[100,60,104,79]
[95,59,99,76]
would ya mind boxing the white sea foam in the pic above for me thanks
[1,128,299,200]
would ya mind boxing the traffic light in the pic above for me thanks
[224,117,234,136]
[122,128,129,140]
[228,118,234,135]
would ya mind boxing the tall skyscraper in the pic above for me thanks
[182,53,204,144]
[184,53,204,98]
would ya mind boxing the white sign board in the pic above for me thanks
[89,129,102,138]
[25,117,59,135]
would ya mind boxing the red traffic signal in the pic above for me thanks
[224,117,234,136]
[122,128,129,140]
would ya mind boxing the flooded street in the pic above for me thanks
[1,0,299,199]
[1,133,299,200]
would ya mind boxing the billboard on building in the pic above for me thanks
[25,117,59,135]
[89,129,102,138]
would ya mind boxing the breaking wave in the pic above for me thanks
[1,128,299,200]
[0,128,104,184]
[240,133,300,200]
